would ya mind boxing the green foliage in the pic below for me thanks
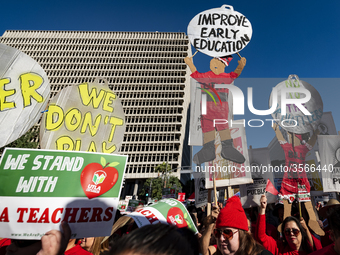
[155,162,171,174]
[139,175,182,201]
[0,128,39,154]
[139,163,182,200]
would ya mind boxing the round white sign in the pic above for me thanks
[40,78,125,153]
[187,5,252,57]
[0,43,50,148]
[269,75,323,134]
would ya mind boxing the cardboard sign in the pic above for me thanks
[118,200,128,212]
[240,147,276,207]
[0,43,50,148]
[269,75,323,134]
[162,188,176,199]
[128,198,198,234]
[187,5,252,57]
[177,193,186,202]
[202,121,252,189]
[127,199,145,212]
[193,171,208,208]
[0,148,127,239]
[318,135,340,192]
[40,78,125,153]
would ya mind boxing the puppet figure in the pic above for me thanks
[184,55,246,165]
[272,123,324,236]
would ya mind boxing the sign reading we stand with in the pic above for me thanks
[0,148,127,239]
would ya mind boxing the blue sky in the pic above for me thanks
[2,0,340,149]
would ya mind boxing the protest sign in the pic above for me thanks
[269,75,323,134]
[162,188,176,199]
[318,135,340,192]
[127,199,145,212]
[177,193,186,202]
[118,200,128,213]
[200,121,252,189]
[128,198,198,234]
[40,78,125,153]
[193,171,208,208]
[0,43,50,148]
[240,147,276,207]
[187,5,252,57]
[0,148,127,239]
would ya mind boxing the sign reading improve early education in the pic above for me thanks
[0,148,127,239]
[40,78,125,153]
[187,5,252,57]
[0,43,50,148]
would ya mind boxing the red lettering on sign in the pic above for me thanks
[17,208,28,223]
[0,207,9,222]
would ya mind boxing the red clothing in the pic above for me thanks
[190,71,238,133]
[279,142,311,202]
[65,244,93,255]
[310,244,337,255]
[0,239,10,255]
[256,214,314,255]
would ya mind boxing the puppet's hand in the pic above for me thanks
[272,122,279,131]
[314,129,321,136]
[184,56,193,66]
[238,57,246,68]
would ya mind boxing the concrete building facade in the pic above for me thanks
[0,30,192,197]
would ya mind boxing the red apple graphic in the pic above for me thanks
[80,157,119,199]
[166,207,188,228]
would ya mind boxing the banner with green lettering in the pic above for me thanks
[0,148,127,239]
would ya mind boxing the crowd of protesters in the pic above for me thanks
[0,194,339,255]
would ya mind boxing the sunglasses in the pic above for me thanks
[284,228,300,237]
[213,229,238,240]
[11,239,40,248]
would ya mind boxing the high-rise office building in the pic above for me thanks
[0,30,192,197]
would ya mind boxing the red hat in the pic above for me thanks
[215,196,248,231]
[218,55,233,66]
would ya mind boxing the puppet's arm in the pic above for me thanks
[184,56,197,73]
[233,57,246,77]
[307,129,320,148]
[272,123,286,143]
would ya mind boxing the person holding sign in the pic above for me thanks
[258,194,318,255]
[184,55,246,165]
[272,123,324,236]
[201,196,271,255]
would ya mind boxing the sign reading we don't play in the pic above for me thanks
[0,148,127,239]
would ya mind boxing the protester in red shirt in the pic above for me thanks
[310,205,340,255]
[258,195,318,255]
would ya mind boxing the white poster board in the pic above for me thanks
[318,135,340,192]
[269,75,323,134]
[200,120,252,188]
[187,5,252,57]
[240,147,276,207]
[193,171,208,208]
[0,148,127,239]
[40,78,125,153]
[0,43,50,147]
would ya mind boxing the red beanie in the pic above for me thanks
[215,196,248,231]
